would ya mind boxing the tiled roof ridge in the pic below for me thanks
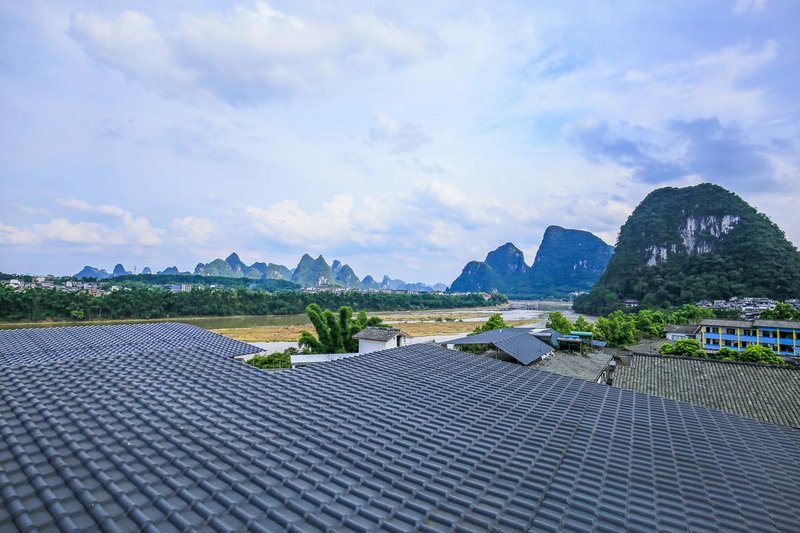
[631,352,800,369]
[0,320,190,333]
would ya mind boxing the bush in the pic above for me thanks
[659,338,706,358]
[738,345,785,365]
[246,350,292,370]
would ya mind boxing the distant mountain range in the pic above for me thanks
[574,183,800,314]
[75,252,448,292]
[449,226,614,298]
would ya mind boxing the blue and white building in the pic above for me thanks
[700,319,800,358]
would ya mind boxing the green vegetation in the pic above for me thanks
[575,184,800,315]
[545,311,573,335]
[245,349,294,369]
[738,345,785,364]
[760,302,800,321]
[112,273,298,291]
[659,338,706,357]
[543,304,716,347]
[457,313,509,354]
[298,304,383,354]
[0,284,507,322]
[472,313,508,334]
[659,339,784,365]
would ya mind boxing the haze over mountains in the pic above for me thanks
[62,183,800,306]
[449,226,614,298]
[75,253,448,292]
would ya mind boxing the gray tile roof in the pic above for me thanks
[448,328,552,365]
[0,322,260,366]
[700,319,752,328]
[2,342,800,531]
[613,354,800,428]
[352,327,405,342]
[531,351,612,382]
[754,319,800,329]
[665,324,700,335]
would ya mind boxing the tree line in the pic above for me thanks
[0,285,506,322]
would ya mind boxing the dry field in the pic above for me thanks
[213,318,533,342]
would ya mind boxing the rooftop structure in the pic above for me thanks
[613,354,800,428]
[447,328,553,365]
[2,332,800,530]
[529,351,613,382]
[352,327,407,354]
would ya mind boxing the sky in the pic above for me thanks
[1,0,799,285]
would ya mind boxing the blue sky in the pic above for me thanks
[1,0,799,284]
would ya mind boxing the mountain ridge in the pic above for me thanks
[449,226,613,297]
[75,253,446,291]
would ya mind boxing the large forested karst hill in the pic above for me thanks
[449,227,613,297]
[573,183,800,314]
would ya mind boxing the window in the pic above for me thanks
[726,328,736,335]
[740,341,748,348]
[724,340,734,347]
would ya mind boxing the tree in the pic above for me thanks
[573,315,593,334]
[659,338,706,357]
[473,313,508,334]
[546,311,573,335]
[738,345,785,364]
[298,304,383,354]
[594,311,637,346]
[760,302,800,321]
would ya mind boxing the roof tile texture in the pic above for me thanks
[614,354,800,428]
[1,335,799,531]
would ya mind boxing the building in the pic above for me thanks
[612,353,800,428]
[700,318,800,357]
[352,326,407,354]
[664,324,700,341]
[2,332,800,530]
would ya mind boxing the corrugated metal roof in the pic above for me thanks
[2,340,800,530]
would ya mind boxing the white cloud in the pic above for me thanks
[245,194,356,249]
[68,2,440,104]
[368,114,432,153]
[734,0,767,15]
[171,217,216,244]
[51,199,164,246]
[0,221,38,245]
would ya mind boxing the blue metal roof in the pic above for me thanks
[1,340,800,531]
